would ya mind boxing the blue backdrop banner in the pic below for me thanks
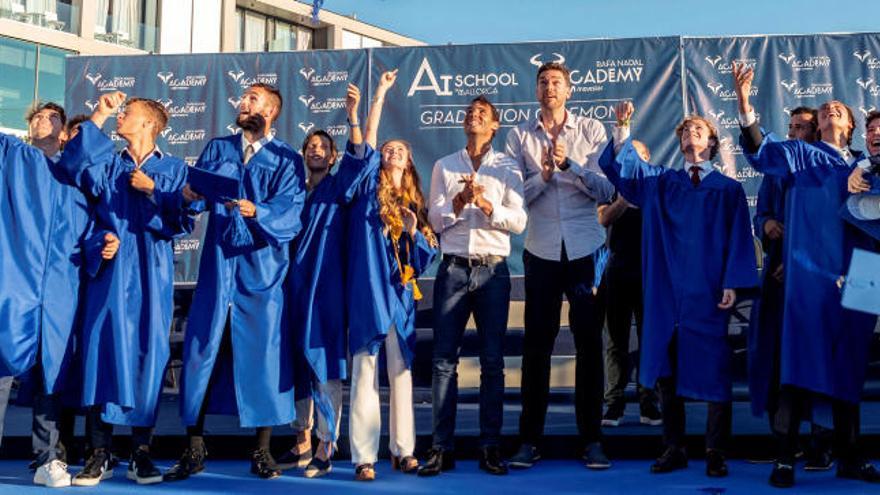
[64,33,880,284]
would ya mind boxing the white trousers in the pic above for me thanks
[293,379,343,444]
[349,328,414,465]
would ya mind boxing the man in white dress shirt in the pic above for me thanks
[505,62,615,470]
[419,96,526,477]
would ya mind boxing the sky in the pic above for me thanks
[313,0,880,45]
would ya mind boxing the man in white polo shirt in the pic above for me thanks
[419,96,526,477]
[505,62,615,470]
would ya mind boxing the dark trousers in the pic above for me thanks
[602,263,657,410]
[87,408,153,452]
[519,248,604,446]
[658,337,731,452]
[431,258,510,450]
[772,386,859,464]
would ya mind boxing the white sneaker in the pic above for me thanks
[33,459,72,488]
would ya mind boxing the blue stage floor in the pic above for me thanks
[1,459,879,494]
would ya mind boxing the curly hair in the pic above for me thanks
[377,139,437,246]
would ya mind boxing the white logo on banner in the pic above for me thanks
[779,80,833,98]
[298,122,315,134]
[707,108,745,130]
[157,98,207,118]
[529,53,566,68]
[160,126,207,145]
[777,52,831,71]
[184,156,199,166]
[570,58,644,93]
[860,106,878,116]
[298,95,316,108]
[226,124,241,135]
[85,72,136,91]
[854,50,880,69]
[156,71,208,90]
[227,97,242,109]
[298,67,348,87]
[704,56,757,74]
[227,70,278,87]
[301,97,346,114]
[707,81,723,94]
[857,77,876,90]
[705,81,756,102]
[407,57,518,97]
[84,100,99,111]
[718,136,744,156]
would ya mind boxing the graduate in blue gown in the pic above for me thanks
[733,63,880,486]
[168,83,305,481]
[345,70,437,481]
[599,102,757,478]
[276,85,374,477]
[0,103,91,485]
[53,92,191,486]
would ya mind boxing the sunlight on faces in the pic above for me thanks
[632,140,651,162]
[787,112,817,141]
[536,69,572,110]
[116,100,158,139]
[817,100,854,142]
[463,101,499,137]
[304,133,336,172]
[28,108,64,141]
[866,115,880,156]
[676,117,718,159]
[381,140,411,172]
[238,87,278,125]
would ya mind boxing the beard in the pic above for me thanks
[237,113,266,133]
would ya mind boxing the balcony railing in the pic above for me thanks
[0,0,80,34]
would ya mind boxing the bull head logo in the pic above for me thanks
[529,52,566,68]
[706,81,723,94]
[298,122,315,134]
[85,73,103,85]
[299,95,316,107]
[777,52,796,65]
[780,80,798,92]
[704,55,723,68]
[299,67,316,80]
[857,78,875,90]
[854,50,872,62]
[157,71,174,84]
[227,70,246,82]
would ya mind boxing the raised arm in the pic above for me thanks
[597,102,662,207]
[364,69,398,150]
[346,83,363,146]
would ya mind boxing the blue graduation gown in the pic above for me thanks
[742,132,877,404]
[0,134,90,396]
[55,121,191,426]
[346,145,437,366]
[599,139,758,402]
[841,174,880,241]
[747,174,789,416]
[286,143,376,389]
[181,134,305,428]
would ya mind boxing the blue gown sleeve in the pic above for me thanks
[742,130,841,183]
[410,231,437,278]
[335,142,382,204]
[144,162,193,239]
[753,175,781,245]
[82,228,114,278]
[185,140,224,215]
[597,137,662,207]
[723,186,760,291]
[54,121,117,198]
[251,151,306,247]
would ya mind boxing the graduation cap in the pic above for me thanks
[840,195,880,242]
[841,248,880,315]
[187,166,240,203]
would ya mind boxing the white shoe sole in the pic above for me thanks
[127,470,163,485]
[640,416,663,426]
[72,469,113,487]
[304,464,332,478]
[601,419,621,427]
[33,475,72,488]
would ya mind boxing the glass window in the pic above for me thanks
[296,25,312,51]
[0,1,80,34]
[0,35,37,132]
[268,19,295,52]
[242,10,266,52]
[94,0,159,52]
[36,45,73,107]
[342,30,381,49]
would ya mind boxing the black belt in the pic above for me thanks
[443,254,505,268]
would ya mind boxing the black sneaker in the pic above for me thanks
[164,445,207,481]
[72,449,113,487]
[769,462,795,488]
[804,450,833,471]
[479,446,508,475]
[509,443,541,470]
[417,447,454,477]
[127,448,162,485]
[651,447,688,474]
[583,442,611,470]
[251,448,282,479]
[837,460,880,483]
[706,450,728,478]
[601,405,625,427]
[639,402,663,426]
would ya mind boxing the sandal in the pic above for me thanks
[391,455,419,474]
[355,463,375,481]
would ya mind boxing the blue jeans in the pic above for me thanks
[431,257,510,450]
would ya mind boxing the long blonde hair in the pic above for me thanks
[377,139,437,247]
